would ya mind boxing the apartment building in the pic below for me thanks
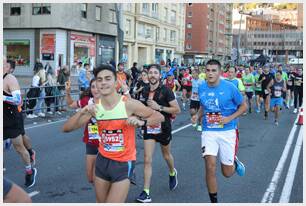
[122,3,185,68]
[184,3,233,65]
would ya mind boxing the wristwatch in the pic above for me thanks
[159,106,164,112]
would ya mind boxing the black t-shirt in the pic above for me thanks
[287,71,295,86]
[135,80,150,103]
[142,84,175,138]
[131,67,139,80]
[259,72,274,90]
[293,73,303,87]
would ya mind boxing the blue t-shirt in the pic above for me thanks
[191,78,203,101]
[199,79,244,131]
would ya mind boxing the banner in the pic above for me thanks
[41,34,55,54]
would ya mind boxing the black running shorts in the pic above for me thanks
[86,144,98,155]
[95,154,136,184]
[190,100,200,110]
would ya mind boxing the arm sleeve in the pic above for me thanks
[3,90,22,105]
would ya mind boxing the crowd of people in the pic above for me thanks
[3,55,303,203]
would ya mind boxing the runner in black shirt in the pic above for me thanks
[292,68,303,113]
[258,65,274,119]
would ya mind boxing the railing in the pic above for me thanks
[21,83,81,113]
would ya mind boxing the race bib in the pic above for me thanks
[101,129,125,152]
[287,80,293,86]
[88,123,101,140]
[295,80,302,86]
[147,124,162,134]
[264,89,270,95]
[191,92,199,101]
[206,112,223,129]
[274,90,282,97]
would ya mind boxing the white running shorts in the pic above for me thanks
[201,129,239,165]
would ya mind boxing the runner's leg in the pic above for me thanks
[105,179,130,203]
[94,177,111,202]
[86,154,97,183]
[160,143,175,174]
[143,139,156,190]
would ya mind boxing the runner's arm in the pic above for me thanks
[62,105,93,132]
[159,99,181,115]
[127,98,164,126]
[4,75,22,105]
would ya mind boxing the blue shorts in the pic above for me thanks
[270,97,283,108]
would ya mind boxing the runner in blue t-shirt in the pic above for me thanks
[192,59,247,203]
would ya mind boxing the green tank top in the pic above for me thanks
[254,74,262,91]
[95,96,128,120]
[242,73,255,92]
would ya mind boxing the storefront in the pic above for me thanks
[3,29,35,76]
[70,32,96,69]
[96,35,116,65]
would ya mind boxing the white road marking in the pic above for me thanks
[279,126,303,203]
[261,115,299,203]
[28,190,40,197]
[25,119,67,130]
[172,123,192,134]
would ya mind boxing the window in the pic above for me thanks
[81,3,87,18]
[124,3,132,11]
[187,33,192,39]
[109,10,117,23]
[32,3,51,15]
[10,6,21,16]
[96,6,101,21]
[188,11,192,17]
[187,23,192,28]
[125,19,131,35]
[4,40,30,66]
[186,44,192,49]
[163,28,167,41]
[156,27,160,41]
[170,10,176,24]
[138,23,145,37]
[142,3,149,14]
[152,3,158,18]
[145,26,153,39]
[164,8,168,22]
[170,30,176,42]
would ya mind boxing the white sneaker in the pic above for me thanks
[56,111,62,115]
[47,111,53,115]
[293,108,298,114]
[38,112,45,117]
[27,114,34,119]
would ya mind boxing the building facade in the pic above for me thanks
[232,7,301,63]
[121,3,185,68]
[4,3,117,76]
[184,3,233,65]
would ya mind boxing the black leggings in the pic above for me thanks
[294,86,303,109]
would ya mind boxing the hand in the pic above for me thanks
[220,116,231,125]
[147,99,160,111]
[127,116,143,127]
[80,104,97,117]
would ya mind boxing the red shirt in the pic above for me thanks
[182,73,192,86]
[79,96,99,146]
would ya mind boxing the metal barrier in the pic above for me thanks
[21,83,81,114]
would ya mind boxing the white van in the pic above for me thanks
[288,58,303,65]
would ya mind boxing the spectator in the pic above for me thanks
[45,66,61,115]
[57,66,70,112]
[78,63,91,92]
[33,58,43,73]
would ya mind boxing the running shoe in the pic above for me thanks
[56,111,62,115]
[256,109,260,113]
[274,120,279,126]
[234,156,245,176]
[196,125,202,132]
[30,149,36,166]
[136,191,152,203]
[169,168,178,190]
[47,111,53,115]
[192,123,197,127]
[25,168,37,188]
[38,112,45,117]
[293,108,298,114]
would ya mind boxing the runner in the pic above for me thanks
[258,65,274,120]
[134,70,150,102]
[65,78,100,183]
[269,71,287,125]
[242,67,255,113]
[136,64,181,203]
[286,66,296,108]
[193,59,247,203]
[62,64,164,203]
[3,177,32,203]
[225,67,246,93]
[276,65,288,108]
[163,72,181,97]
[116,62,132,93]
[292,67,303,113]
[3,57,37,188]
[254,67,264,113]
[190,68,204,131]
[181,67,192,110]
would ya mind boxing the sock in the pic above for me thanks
[27,148,33,156]
[25,165,32,174]
[144,189,150,195]
[169,170,176,176]
[209,192,218,203]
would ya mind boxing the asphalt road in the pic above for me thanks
[3,105,303,203]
